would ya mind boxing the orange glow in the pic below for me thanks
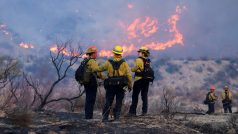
[99,50,113,57]
[52,5,186,58]
[144,5,184,50]
[98,5,186,57]
[50,5,186,58]
[127,17,158,39]
[128,3,134,9]
[49,46,81,57]
[122,44,137,54]
[98,44,137,57]
[19,42,34,49]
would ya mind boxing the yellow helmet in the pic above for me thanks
[224,85,229,90]
[138,46,150,56]
[112,45,123,55]
[86,46,98,54]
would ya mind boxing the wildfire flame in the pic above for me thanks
[19,42,34,49]
[49,5,186,58]
[99,49,113,57]
[127,17,158,39]
[144,5,185,50]
[98,5,186,57]
[49,46,81,57]
[98,44,137,57]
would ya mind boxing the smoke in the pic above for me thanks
[0,0,238,58]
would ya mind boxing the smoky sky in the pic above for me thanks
[0,0,238,58]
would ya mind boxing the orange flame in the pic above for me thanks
[98,44,137,58]
[98,5,186,57]
[19,42,34,49]
[127,17,158,39]
[99,49,113,57]
[49,5,186,58]
[49,46,81,57]
[144,5,185,50]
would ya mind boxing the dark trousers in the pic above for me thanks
[102,86,125,120]
[84,78,97,119]
[206,102,215,114]
[129,79,149,115]
[223,102,232,113]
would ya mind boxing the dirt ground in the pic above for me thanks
[0,111,237,134]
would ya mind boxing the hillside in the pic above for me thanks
[19,57,238,113]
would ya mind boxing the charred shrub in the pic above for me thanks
[224,64,238,78]
[165,64,180,74]
[215,59,222,64]
[228,114,238,131]
[6,107,34,127]
[194,66,203,73]
[160,88,179,120]
[207,67,214,73]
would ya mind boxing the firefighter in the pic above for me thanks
[221,85,232,113]
[83,46,102,119]
[98,45,132,121]
[206,85,218,114]
[128,46,151,116]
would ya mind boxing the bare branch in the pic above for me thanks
[36,40,83,110]
[23,73,43,102]
[46,89,85,105]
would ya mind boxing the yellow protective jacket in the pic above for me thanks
[97,57,132,89]
[208,92,217,102]
[131,57,144,81]
[85,58,103,79]
[221,90,232,101]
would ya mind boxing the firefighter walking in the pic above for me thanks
[221,85,232,113]
[98,45,132,121]
[128,47,152,116]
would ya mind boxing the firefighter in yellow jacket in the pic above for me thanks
[221,85,232,113]
[82,46,102,119]
[97,45,132,121]
[205,85,218,114]
[128,46,151,116]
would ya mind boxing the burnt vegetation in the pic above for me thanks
[0,41,89,126]
[1,51,238,133]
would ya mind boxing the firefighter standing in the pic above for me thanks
[98,45,132,121]
[83,46,102,119]
[206,86,218,114]
[128,46,151,116]
[221,85,232,113]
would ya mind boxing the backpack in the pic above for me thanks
[104,59,128,89]
[75,58,91,85]
[135,58,154,82]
